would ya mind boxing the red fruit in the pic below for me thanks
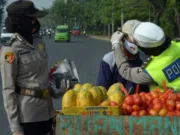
[145,94,153,104]
[150,91,159,98]
[110,101,118,106]
[132,105,140,111]
[134,97,142,105]
[152,98,161,105]
[153,103,162,112]
[124,96,134,105]
[159,109,168,116]
[126,105,133,113]
[131,111,139,116]
[142,102,149,108]
[166,111,173,116]
[139,110,147,116]
[168,93,178,101]
[149,109,158,116]
[175,110,180,116]
[160,97,166,104]
[122,103,127,109]
[176,102,180,111]
[139,92,146,97]
[168,106,175,111]
[166,100,176,108]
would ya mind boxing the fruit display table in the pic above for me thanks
[55,113,180,135]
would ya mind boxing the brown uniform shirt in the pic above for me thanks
[0,33,54,132]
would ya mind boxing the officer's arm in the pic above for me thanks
[0,47,21,132]
[114,45,153,84]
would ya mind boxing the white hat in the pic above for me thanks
[122,20,142,41]
[133,22,165,48]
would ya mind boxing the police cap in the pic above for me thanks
[6,0,48,18]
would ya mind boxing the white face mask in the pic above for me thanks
[124,40,138,55]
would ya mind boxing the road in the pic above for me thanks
[0,35,111,134]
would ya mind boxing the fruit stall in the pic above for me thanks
[53,81,180,135]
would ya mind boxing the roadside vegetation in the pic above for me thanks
[1,0,180,38]
[40,0,180,38]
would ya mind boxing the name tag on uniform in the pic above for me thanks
[19,51,31,56]
[163,58,180,82]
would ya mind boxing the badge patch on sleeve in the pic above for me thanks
[38,44,44,51]
[137,68,143,73]
[5,52,15,64]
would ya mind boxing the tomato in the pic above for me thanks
[176,102,180,111]
[152,98,161,105]
[145,94,153,104]
[168,106,175,111]
[124,96,134,105]
[134,97,142,105]
[131,111,139,116]
[139,92,146,97]
[126,105,133,113]
[160,97,166,104]
[139,110,147,116]
[166,100,176,108]
[150,91,159,98]
[132,105,140,111]
[153,103,162,112]
[159,109,168,116]
[168,93,178,101]
[175,110,180,116]
[166,111,173,116]
[110,101,118,106]
[149,109,158,116]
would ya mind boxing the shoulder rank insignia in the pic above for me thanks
[141,56,153,69]
[16,35,23,42]
[5,52,15,64]
[4,37,16,47]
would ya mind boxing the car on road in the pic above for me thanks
[72,26,80,35]
[0,27,13,43]
[55,25,71,42]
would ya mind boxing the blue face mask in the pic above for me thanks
[124,40,138,55]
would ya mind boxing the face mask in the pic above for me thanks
[124,40,138,55]
[32,19,40,34]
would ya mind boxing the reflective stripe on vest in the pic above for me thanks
[144,41,180,91]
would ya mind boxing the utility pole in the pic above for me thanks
[149,4,151,22]
[120,0,124,28]
[74,17,77,26]
[112,0,114,34]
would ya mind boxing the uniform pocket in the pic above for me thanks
[19,52,36,64]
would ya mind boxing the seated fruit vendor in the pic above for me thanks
[96,26,149,94]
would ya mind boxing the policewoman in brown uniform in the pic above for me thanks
[0,1,70,135]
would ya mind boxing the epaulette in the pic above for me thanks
[33,34,41,39]
[4,37,16,47]
[173,38,180,42]
[141,56,153,69]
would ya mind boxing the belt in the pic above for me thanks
[16,87,51,99]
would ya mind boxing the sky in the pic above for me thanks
[6,0,54,9]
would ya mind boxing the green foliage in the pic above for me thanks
[40,0,179,37]
[0,0,6,26]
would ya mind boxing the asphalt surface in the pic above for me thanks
[0,35,111,134]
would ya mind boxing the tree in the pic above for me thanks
[0,0,6,26]
[148,0,167,25]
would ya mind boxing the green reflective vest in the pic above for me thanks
[144,41,180,92]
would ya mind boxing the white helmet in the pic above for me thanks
[133,22,165,48]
